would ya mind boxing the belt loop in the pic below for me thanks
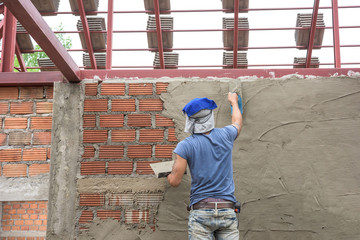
[215,202,218,216]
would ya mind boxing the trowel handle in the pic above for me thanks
[231,94,243,114]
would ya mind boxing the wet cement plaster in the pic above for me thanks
[78,76,360,240]
[155,77,360,240]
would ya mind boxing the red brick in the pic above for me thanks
[127,145,152,158]
[34,219,42,225]
[2,214,11,220]
[12,225,21,230]
[0,102,8,114]
[21,214,29,219]
[99,145,124,159]
[39,214,47,220]
[156,82,169,94]
[15,220,24,225]
[4,118,28,129]
[80,161,106,175]
[23,148,47,161]
[129,83,153,95]
[30,214,38,219]
[83,114,96,128]
[10,102,33,114]
[21,226,30,231]
[97,210,121,221]
[47,147,51,159]
[168,128,178,142]
[127,114,151,127]
[33,132,52,145]
[111,129,136,142]
[2,226,11,231]
[79,210,93,224]
[136,161,159,175]
[22,204,30,209]
[139,129,164,142]
[39,203,47,209]
[125,210,150,224]
[3,164,27,177]
[31,117,52,129]
[101,83,125,95]
[155,114,174,127]
[8,132,31,145]
[0,87,18,99]
[30,225,39,231]
[30,203,38,209]
[139,99,163,111]
[155,145,175,158]
[84,99,108,112]
[20,87,43,99]
[36,102,53,113]
[83,130,108,143]
[111,99,135,112]
[85,83,98,96]
[100,114,124,128]
[12,214,20,219]
[0,133,6,146]
[0,149,22,162]
[29,164,50,176]
[108,162,133,175]
[46,87,54,99]
[0,118,2,129]
[80,194,105,206]
[82,146,95,159]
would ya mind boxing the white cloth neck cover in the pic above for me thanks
[184,109,215,134]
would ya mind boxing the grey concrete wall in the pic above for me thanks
[46,82,83,240]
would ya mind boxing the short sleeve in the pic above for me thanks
[223,125,238,142]
[174,140,190,160]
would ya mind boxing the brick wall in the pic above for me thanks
[0,86,52,239]
[79,81,177,231]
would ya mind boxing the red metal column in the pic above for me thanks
[154,0,165,69]
[77,0,97,69]
[1,7,17,72]
[233,0,239,68]
[306,0,320,68]
[106,0,114,69]
[0,20,3,39]
[15,41,27,72]
[331,0,341,68]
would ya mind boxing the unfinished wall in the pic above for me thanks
[46,76,360,240]
[0,86,52,239]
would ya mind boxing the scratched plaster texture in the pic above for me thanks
[154,77,360,240]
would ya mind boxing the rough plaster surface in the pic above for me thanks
[46,82,83,240]
[0,175,49,201]
[155,77,360,240]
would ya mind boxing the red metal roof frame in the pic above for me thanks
[1,0,80,82]
[1,7,16,73]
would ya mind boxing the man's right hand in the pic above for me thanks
[228,92,239,105]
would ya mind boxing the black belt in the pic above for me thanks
[192,201,234,210]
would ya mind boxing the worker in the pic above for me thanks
[167,93,242,240]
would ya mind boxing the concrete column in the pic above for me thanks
[46,82,83,240]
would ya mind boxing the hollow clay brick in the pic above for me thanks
[100,114,124,128]
[129,83,153,95]
[139,129,164,142]
[83,114,96,128]
[127,145,152,158]
[108,162,133,175]
[85,83,98,96]
[139,99,163,111]
[5,118,28,129]
[20,87,44,99]
[155,114,174,127]
[36,102,53,113]
[101,83,125,95]
[31,117,52,129]
[127,114,151,127]
[111,99,136,112]
[99,145,124,159]
[10,102,33,114]
[33,132,52,145]
[156,82,169,94]
[23,148,47,161]
[84,99,108,112]
[0,87,18,100]
[112,129,136,142]
[81,162,106,175]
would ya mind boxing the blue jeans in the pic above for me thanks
[188,208,239,240]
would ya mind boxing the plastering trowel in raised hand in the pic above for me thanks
[230,84,244,114]
[150,160,174,178]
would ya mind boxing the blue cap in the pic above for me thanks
[182,98,217,117]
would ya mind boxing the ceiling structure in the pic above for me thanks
[0,0,359,84]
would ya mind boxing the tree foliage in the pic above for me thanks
[14,23,72,72]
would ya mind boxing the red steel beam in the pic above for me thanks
[0,20,3,39]
[15,41,27,72]
[81,68,360,80]
[1,7,17,72]
[0,72,64,86]
[233,0,239,68]
[154,0,165,69]
[305,0,320,68]
[2,0,80,81]
[332,0,341,68]
[106,0,114,69]
[77,0,97,70]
